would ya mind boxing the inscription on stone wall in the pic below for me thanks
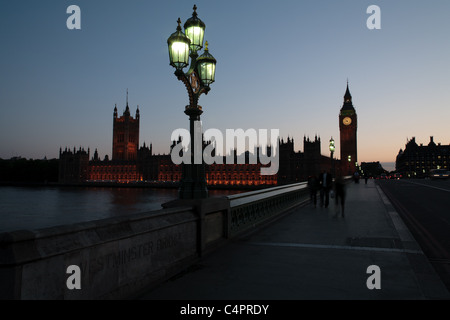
[89,232,183,274]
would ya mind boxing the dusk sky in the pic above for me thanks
[1,0,450,171]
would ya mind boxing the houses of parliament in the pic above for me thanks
[59,84,359,186]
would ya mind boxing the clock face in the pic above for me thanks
[343,117,352,126]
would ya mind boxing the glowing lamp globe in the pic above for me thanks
[184,5,206,53]
[197,42,217,86]
[329,138,335,153]
[167,18,191,70]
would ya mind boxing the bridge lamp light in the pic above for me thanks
[166,5,217,199]
[329,137,335,176]
[183,5,206,53]
[167,18,191,70]
[197,41,217,86]
[329,137,335,153]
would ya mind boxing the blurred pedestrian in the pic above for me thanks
[353,171,360,183]
[334,175,346,217]
[307,174,319,207]
[319,170,333,208]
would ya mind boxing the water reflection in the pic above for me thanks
[0,186,242,233]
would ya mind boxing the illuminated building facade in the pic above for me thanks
[88,154,139,183]
[59,85,355,186]
[396,136,450,178]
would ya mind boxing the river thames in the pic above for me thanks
[0,186,242,233]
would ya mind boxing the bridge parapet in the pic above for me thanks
[226,182,309,237]
[0,182,311,299]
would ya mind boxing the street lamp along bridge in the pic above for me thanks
[167,5,217,199]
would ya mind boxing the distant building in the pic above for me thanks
[396,136,450,178]
[112,90,139,161]
[360,161,386,178]
[58,147,89,183]
[277,136,336,184]
[339,82,358,175]
[59,84,355,185]
[88,155,139,183]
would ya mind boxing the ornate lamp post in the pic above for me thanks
[329,137,335,176]
[167,5,217,199]
[347,155,352,175]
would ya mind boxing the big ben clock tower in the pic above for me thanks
[339,82,357,174]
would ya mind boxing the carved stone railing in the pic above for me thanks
[0,177,357,299]
[226,182,309,237]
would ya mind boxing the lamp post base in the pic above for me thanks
[178,106,208,200]
[179,164,208,199]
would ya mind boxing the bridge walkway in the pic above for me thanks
[139,179,449,300]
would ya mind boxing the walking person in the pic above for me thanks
[334,175,346,217]
[307,174,319,207]
[353,171,360,183]
[319,170,332,208]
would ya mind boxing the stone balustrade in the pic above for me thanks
[0,182,310,299]
[226,182,309,237]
